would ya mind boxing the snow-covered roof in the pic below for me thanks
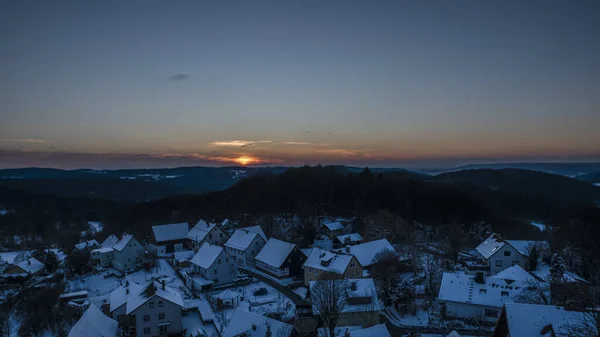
[532,262,589,284]
[100,235,119,248]
[222,309,295,337]
[125,281,184,314]
[16,257,44,274]
[190,243,223,269]
[112,233,134,252]
[336,233,363,244]
[109,282,145,312]
[491,265,538,283]
[506,240,547,257]
[173,250,194,262]
[91,247,114,254]
[504,303,593,337]
[217,289,239,300]
[438,272,527,308]
[68,304,118,337]
[304,248,354,273]
[309,278,379,314]
[446,331,461,337]
[255,238,298,268]
[74,240,99,251]
[224,227,266,251]
[60,290,88,299]
[340,239,394,267]
[349,324,391,337]
[186,220,219,242]
[321,222,344,231]
[152,222,189,243]
[475,233,507,259]
[197,301,214,322]
[245,225,267,241]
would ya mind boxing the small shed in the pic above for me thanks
[216,289,240,309]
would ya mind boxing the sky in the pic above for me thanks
[1,1,599,169]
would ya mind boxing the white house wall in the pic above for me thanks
[130,297,182,337]
[444,301,501,323]
[488,245,527,275]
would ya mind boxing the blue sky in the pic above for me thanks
[1,1,599,169]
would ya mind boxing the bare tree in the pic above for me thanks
[559,310,600,337]
[370,248,402,306]
[513,278,550,305]
[422,254,442,297]
[310,271,349,337]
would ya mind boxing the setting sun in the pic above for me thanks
[235,156,255,165]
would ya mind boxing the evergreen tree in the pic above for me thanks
[528,245,539,271]
[550,252,566,283]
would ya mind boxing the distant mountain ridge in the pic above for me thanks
[431,162,600,177]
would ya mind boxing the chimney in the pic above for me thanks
[161,280,166,290]
[252,324,257,331]
[28,259,31,265]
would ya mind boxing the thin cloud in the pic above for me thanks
[282,141,311,145]
[169,73,190,82]
[210,140,272,147]
[0,138,50,144]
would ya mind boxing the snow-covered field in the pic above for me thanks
[530,221,547,231]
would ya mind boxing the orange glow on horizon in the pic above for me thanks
[235,156,255,165]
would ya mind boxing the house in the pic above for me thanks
[109,281,184,337]
[493,303,596,337]
[319,222,344,238]
[317,326,362,337]
[309,278,381,328]
[255,238,306,279]
[101,235,119,248]
[188,243,237,290]
[333,233,363,248]
[91,247,115,268]
[73,239,99,252]
[112,233,145,272]
[68,304,118,337]
[172,250,194,268]
[475,233,548,275]
[222,308,298,337]
[224,226,267,267]
[338,239,395,268]
[303,248,363,285]
[216,289,240,309]
[186,220,230,252]
[438,270,535,322]
[349,324,391,337]
[1,257,45,282]
[148,222,189,256]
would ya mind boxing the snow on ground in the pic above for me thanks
[0,209,7,215]
[182,312,217,337]
[87,221,103,233]
[387,306,430,327]
[208,280,295,321]
[530,221,547,231]
[594,183,600,187]
[293,286,307,299]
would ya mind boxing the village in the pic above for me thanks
[0,216,594,337]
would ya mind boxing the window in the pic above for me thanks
[218,259,221,264]
[479,289,487,294]
[226,258,229,263]
[220,233,223,238]
[149,302,154,308]
[209,234,213,239]
[495,260,503,267]
[504,250,511,257]
[144,327,151,334]
[159,325,167,334]
[501,291,509,297]
[309,268,312,273]
[485,309,499,318]
[350,263,355,268]
[143,314,150,321]
[159,313,165,320]
[158,301,163,307]
[214,269,217,274]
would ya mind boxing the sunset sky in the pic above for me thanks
[1,1,599,169]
